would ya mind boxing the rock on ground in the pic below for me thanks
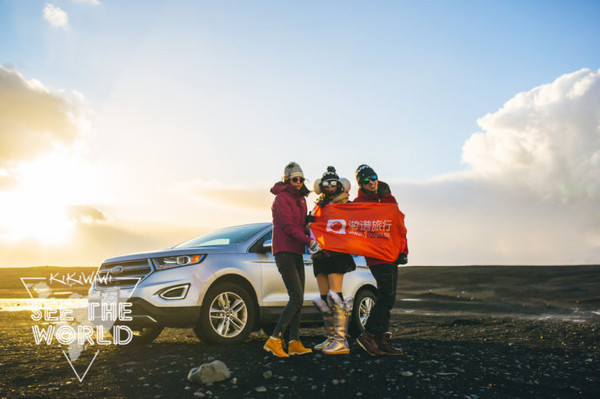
[187,360,231,384]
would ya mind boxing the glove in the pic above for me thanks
[308,240,322,254]
[395,253,408,265]
[306,214,316,224]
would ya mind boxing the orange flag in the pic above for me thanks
[309,202,407,262]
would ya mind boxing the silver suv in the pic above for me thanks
[88,223,377,344]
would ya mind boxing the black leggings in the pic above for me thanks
[271,252,305,341]
[365,263,398,334]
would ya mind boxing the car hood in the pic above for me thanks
[102,245,240,264]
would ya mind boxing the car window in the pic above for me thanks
[174,224,268,248]
[249,230,272,253]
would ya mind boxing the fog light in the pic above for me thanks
[157,284,190,300]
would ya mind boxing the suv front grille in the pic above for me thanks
[95,259,153,289]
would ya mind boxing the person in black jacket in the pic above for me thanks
[353,164,407,356]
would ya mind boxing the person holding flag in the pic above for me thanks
[309,166,356,355]
[353,164,408,356]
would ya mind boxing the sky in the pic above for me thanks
[0,0,599,267]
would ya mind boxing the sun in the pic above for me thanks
[0,154,100,244]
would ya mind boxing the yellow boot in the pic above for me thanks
[288,340,312,355]
[263,336,289,358]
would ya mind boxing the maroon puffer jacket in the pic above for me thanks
[353,181,409,266]
[271,182,311,255]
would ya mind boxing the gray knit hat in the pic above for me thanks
[283,162,304,180]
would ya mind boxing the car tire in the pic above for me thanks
[194,282,256,344]
[112,325,164,346]
[349,289,376,337]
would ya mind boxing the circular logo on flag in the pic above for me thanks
[326,219,347,234]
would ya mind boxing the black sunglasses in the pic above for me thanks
[291,177,305,183]
[361,175,378,184]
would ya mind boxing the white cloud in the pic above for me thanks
[462,68,600,202]
[72,0,101,5]
[0,66,88,167]
[68,204,106,223]
[43,4,70,30]
[395,68,600,265]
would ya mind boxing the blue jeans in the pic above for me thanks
[365,263,398,334]
[271,252,305,341]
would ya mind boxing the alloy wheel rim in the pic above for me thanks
[209,291,248,337]
[359,297,374,326]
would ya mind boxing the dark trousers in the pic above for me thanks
[272,252,305,341]
[365,263,398,334]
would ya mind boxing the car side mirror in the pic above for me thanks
[262,240,272,253]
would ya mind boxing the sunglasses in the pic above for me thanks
[290,177,305,183]
[361,175,378,184]
[321,180,338,188]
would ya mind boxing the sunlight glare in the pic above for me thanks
[0,155,100,244]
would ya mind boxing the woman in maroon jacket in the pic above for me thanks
[263,162,321,358]
[353,164,408,356]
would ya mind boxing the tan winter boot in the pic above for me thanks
[263,336,289,358]
[288,340,312,355]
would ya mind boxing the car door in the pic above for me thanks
[301,250,319,304]
[258,231,320,307]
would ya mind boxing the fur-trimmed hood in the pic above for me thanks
[314,177,351,205]
[317,191,349,205]
[313,177,351,195]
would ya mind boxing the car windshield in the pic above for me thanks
[174,224,269,248]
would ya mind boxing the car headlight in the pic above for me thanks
[154,254,206,271]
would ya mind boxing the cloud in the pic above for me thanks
[43,4,70,30]
[68,205,106,224]
[72,0,101,5]
[462,68,600,202]
[0,219,205,267]
[395,68,600,265]
[394,178,600,265]
[184,180,273,211]
[199,188,273,211]
[0,66,87,167]
[0,174,17,191]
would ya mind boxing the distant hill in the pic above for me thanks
[395,265,600,319]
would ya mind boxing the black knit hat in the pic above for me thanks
[355,164,377,184]
[321,166,339,182]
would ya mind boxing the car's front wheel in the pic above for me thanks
[194,282,256,344]
[350,289,376,337]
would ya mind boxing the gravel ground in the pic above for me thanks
[1,311,599,398]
